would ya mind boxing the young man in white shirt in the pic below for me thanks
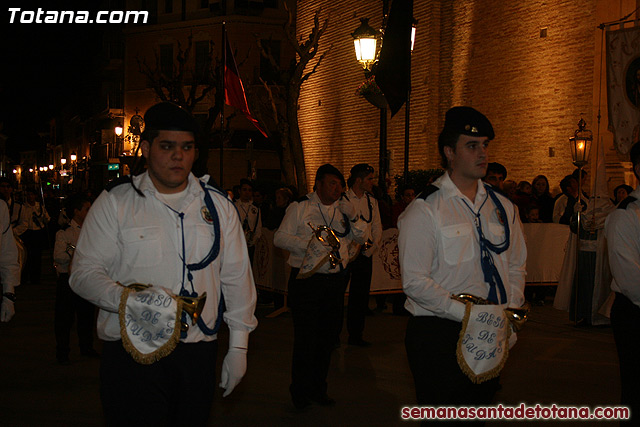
[70,102,257,425]
[53,194,97,364]
[345,163,382,346]
[398,106,527,412]
[274,164,366,409]
[605,141,640,422]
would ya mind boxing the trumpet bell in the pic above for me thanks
[179,293,207,332]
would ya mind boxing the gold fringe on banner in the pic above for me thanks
[456,302,511,384]
[119,286,183,365]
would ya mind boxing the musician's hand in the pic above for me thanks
[338,198,357,221]
[1,298,15,322]
[219,347,247,397]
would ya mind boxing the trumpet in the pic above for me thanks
[65,244,76,258]
[363,239,373,251]
[451,293,530,332]
[308,222,342,268]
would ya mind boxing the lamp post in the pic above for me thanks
[352,2,390,191]
[568,117,593,325]
[403,19,417,179]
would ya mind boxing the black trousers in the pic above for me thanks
[611,292,640,423]
[405,316,500,426]
[100,340,218,427]
[347,253,372,340]
[288,267,349,400]
[54,273,95,358]
[21,229,45,284]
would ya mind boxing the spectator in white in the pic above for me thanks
[53,194,98,364]
[69,102,257,425]
[1,200,19,322]
[345,163,382,346]
[398,106,526,412]
[605,141,640,421]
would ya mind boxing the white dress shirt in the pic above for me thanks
[397,172,527,322]
[69,172,258,345]
[21,201,50,231]
[605,186,640,307]
[235,200,262,247]
[273,192,367,274]
[345,189,382,258]
[53,219,82,274]
[0,201,20,292]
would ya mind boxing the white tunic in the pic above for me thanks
[234,200,262,247]
[0,201,20,292]
[53,219,82,274]
[273,192,367,274]
[69,172,258,344]
[345,189,382,258]
[605,186,640,307]
[397,172,527,322]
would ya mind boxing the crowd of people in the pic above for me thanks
[1,102,639,425]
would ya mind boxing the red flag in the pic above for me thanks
[224,34,268,138]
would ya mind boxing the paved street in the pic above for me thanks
[0,251,622,426]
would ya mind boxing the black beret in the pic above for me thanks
[143,102,198,134]
[349,163,374,178]
[315,163,346,187]
[442,106,494,140]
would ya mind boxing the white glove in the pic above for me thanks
[338,197,357,221]
[219,348,247,397]
[1,298,15,322]
[509,328,517,350]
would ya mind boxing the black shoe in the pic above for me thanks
[291,395,311,411]
[348,337,371,347]
[309,393,336,406]
[81,348,101,358]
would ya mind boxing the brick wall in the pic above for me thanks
[297,0,605,195]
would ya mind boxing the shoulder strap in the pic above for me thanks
[417,184,440,200]
[617,196,637,210]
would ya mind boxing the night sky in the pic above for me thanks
[1,1,106,155]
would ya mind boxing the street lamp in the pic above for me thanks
[352,18,379,72]
[568,117,593,326]
[61,158,67,166]
[115,126,123,137]
[70,152,77,162]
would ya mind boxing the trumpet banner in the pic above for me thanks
[119,286,182,365]
[606,26,640,155]
[456,303,511,384]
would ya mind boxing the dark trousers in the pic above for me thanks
[21,229,45,284]
[100,339,218,427]
[405,316,500,426]
[288,267,348,400]
[347,253,372,340]
[54,273,95,358]
[611,292,640,422]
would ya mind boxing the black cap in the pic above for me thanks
[349,163,374,178]
[143,102,198,135]
[442,106,494,140]
[315,164,346,187]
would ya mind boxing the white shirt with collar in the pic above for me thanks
[0,201,20,292]
[397,171,527,322]
[605,186,640,307]
[69,172,258,345]
[345,188,382,257]
[53,219,82,274]
[234,199,262,247]
[273,192,367,274]
[21,201,50,231]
